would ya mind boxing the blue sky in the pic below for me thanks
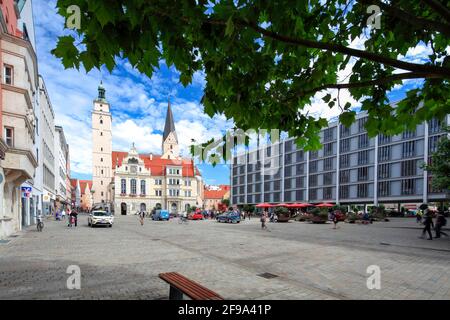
[33,1,429,185]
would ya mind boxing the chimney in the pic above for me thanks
[150,153,153,161]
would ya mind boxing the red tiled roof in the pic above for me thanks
[111,151,201,177]
[204,185,230,199]
[79,180,92,195]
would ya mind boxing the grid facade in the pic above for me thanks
[231,114,449,205]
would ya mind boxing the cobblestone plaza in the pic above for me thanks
[0,215,449,300]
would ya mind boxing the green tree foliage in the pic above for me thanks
[53,0,450,154]
[424,127,450,191]
[221,198,230,207]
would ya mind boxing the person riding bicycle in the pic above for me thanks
[35,213,44,231]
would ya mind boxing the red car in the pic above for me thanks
[189,213,204,220]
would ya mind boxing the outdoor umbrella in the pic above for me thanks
[255,203,276,208]
[315,203,335,208]
[276,203,291,207]
[287,203,313,208]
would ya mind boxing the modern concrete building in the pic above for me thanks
[231,112,450,210]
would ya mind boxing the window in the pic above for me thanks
[402,141,415,157]
[429,136,441,153]
[428,118,442,134]
[401,179,415,195]
[4,65,13,85]
[155,190,162,196]
[296,151,304,162]
[324,143,333,156]
[100,132,103,136]
[309,175,318,187]
[285,165,292,177]
[100,119,103,125]
[340,154,350,168]
[401,160,416,177]
[402,129,415,139]
[323,172,333,185]
[357,184,369,198]
[378,163,390,179]
[285,153,292,165]
[379,146,390,162]
[101,158,103,162]
[296,176,304,189]
[340,138,350,153]
[358,167,369,181]
[310,150,319,160]
[309,161,318,173]
[324,128,334,142]
[379,134,391,145]
[358,117,367,132]
[155,179,162,185]
[324,158,333,171]
[5,127,14,147]
[339,185,349,199]
[378,181,390,197]
[358,150,369,165]
[184,179,192,186]
[140,180,146,195]
[340,124,351,138]
[309,188,317,201]
[296,163,304,175]
[340,170,350,184]
[358,134,369,148]
[121,179,126,194]
[130,179,137,195]
[323,187,333,199]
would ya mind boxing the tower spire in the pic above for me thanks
[163,97,177,143]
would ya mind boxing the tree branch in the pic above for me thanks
[360,0,450,37]
[231,19,450,77]
[420,0,450,24]
[296,72,442,97]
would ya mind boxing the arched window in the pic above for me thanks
[100,119,103,124]
[121,179,126,194]
[141,180,146,195]
[131,179,137,195]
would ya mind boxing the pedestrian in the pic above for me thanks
[139,210,145,226]
[435,212,448,238]
[416,210,423,224]
[261,211,267,230]
[248,211,251,220]
[330,210,339,229]
[61,209,66,220]
[420,212,434,240]
[69,209,78,227]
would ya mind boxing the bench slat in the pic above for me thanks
[160,273,221,300]
[159,272,224,300]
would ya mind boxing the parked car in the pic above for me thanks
[152,209,170,221]
[88,211,114,228]
[189,212,204,220]
[217,212,241,224]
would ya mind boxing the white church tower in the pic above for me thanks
[161,99,180,160]
[92,82,113,205]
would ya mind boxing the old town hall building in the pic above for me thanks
[91,84,203,215]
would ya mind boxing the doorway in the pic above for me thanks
[121,203,127,215]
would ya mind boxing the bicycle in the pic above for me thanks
[178,216,189,224]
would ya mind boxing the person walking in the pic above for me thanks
[66,207,72,226]
[416,210,423,224]
[69,209,78,227]
[330,210,339,229]
[435,212,448,238]
[261,211,267,230]
[139,210,145,226]
[420,212,434,240]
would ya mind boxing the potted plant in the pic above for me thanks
[346,212,359,223]
[274,207,291,222]
[309,208,328,224]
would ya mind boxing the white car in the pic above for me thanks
[88,211,114,228]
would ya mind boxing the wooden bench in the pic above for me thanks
[159,272,224,300]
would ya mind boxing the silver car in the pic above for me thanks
[88,211,114,228]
